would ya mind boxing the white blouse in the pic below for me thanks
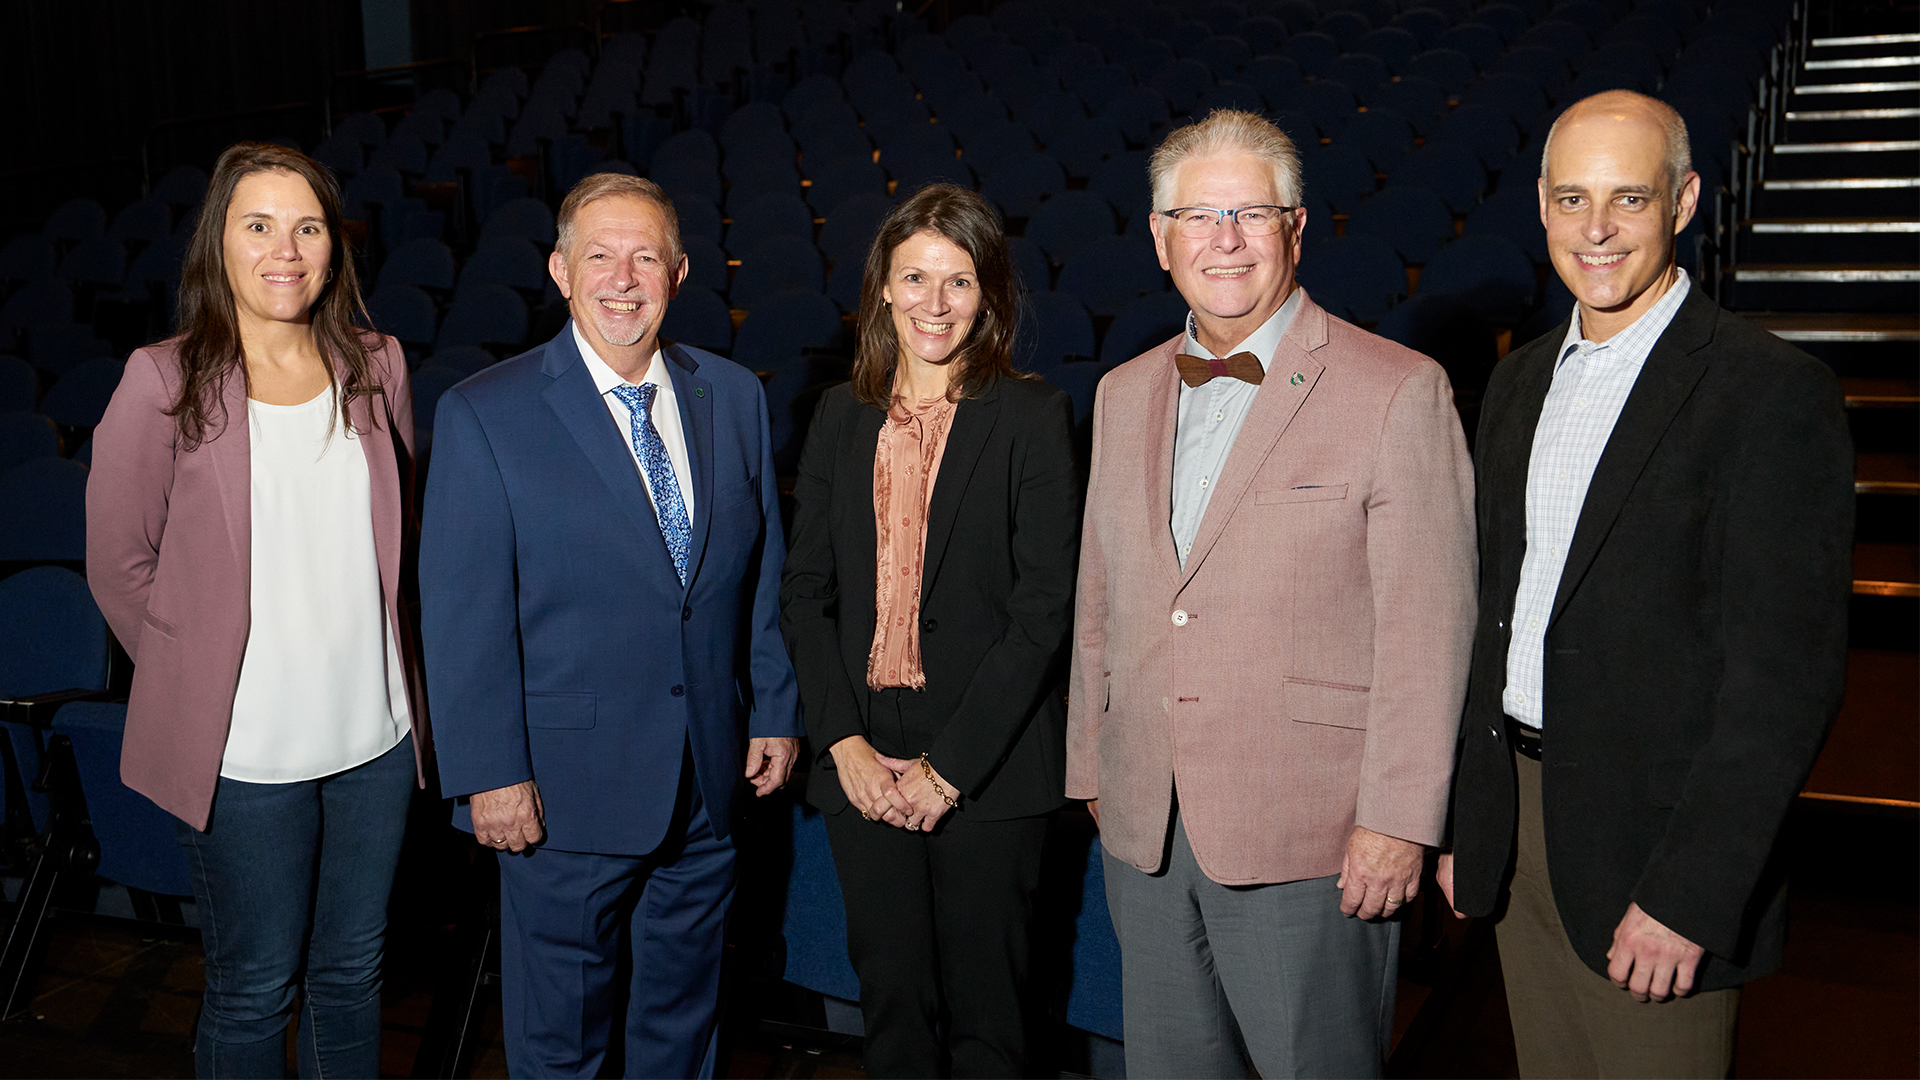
[221,388,409,783]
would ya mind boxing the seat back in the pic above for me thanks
[52,702,194,896]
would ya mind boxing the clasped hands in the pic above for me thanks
[830,735,957,832]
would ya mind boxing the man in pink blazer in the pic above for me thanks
[1066,110,1476,1077]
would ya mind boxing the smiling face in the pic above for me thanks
[1539,101,1699,343]
[1150,149,1303,355]
[882,229,981,384]
[223,169,332,331]
[549,193,687,369]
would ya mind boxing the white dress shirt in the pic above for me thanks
[224,389,410,782]
[1504,273,1692,729]
[1170,287,1304,567]
[574,322,696,527]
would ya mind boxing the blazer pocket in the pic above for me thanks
[1283,676,1371,730]
[715,476,757,510]
[1256,483,1350,505]
[141,611,179,640]
[525,691,597,730]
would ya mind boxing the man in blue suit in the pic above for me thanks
[420,172,801,1078]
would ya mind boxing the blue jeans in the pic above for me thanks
[175,734,414,1079]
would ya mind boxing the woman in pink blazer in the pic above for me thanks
[87,143,427,1079]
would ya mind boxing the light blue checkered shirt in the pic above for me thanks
[1503,273,1691,729]
[1171,288,1304,567]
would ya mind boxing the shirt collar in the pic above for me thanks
[1182,286,1303,372]
[572,320,665,396]
[1557,270,1692,371]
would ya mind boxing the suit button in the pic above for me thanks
[1171,609,1189,626]
[921,619,937,632]
[671,685,685,697]
[683,605,693,621]
[1489,725,1499,738]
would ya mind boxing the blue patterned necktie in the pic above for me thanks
[609,382,691,585]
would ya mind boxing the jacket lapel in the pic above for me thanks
[921,382,1001,604]
[1178,293,1329,587]
[1139,341,1185,583]
[664,344,714,586]
[1485,332,1559,595]
[845,402,886,617]
[540,326,678,582]
[1548,289,1717,627]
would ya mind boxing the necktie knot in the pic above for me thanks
[1174,351,1266,388]
[611,381,656,413]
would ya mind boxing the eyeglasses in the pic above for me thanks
[1158,205,1300,238]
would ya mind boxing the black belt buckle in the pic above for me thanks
[1506,717,1543,761]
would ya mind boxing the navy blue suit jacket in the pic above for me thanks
[420,326,801,855]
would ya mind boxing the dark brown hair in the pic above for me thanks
[167,142,377,449]
[850,184,1027,409]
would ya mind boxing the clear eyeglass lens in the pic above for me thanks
[1173,207,1285,237]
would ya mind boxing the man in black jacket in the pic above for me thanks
[1439,90,1854,1078]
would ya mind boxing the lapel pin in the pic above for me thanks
[695,387,706,398]
[1289,372,1304,385]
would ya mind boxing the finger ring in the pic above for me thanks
[1386,897,1403,905]
[859,809,871,821]
[906,820,920,831]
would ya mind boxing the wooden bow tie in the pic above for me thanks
[1175,352,1265,387]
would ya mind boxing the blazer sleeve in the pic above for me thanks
[1356,360,1477,847]
[780,391,869,758]
[745,379,803,740]
[1064,381,1111,801]
[1631,356,1853,960]
[418,387,531,798]
[925,387,1081,798]
[85,348,178,660]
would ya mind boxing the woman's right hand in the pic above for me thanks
[829,736,912,827]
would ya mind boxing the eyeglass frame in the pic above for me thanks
[1155,204,1303,237]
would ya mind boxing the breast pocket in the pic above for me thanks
[714,476,757,512]
[1255,483,1350,505]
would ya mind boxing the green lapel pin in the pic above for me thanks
[1289,372,1304,386]
[695,387,706,398]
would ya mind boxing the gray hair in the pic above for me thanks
[1149,108,1303,211]
[1539,90,1693,205]
[554,172,683,264]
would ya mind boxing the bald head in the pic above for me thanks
[1540,91,1693,204]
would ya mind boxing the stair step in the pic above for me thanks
[1746,312,1920,377]
[1739,219,1920,262]
[1812,33,1920,46]
[1753,179,1920,215]
[1856,451,1918,495]
[1784,109,1920,141]
[1804,56,1920,72]
[1765,144,1920,178]
[1790,82,1920,110]
[1724,266,1920,311]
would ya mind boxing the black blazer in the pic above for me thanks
[780,376,1081,820]
[1449,286,1854,990]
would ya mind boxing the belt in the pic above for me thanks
[1505,716,1543,761]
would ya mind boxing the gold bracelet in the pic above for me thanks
[920,752,958,809]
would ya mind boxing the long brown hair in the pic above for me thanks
[850,184,1027,409]
[167,142,377,449]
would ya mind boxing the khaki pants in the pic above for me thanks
[1496,752,1741,1079]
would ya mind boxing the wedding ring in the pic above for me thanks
[1385,897,1403,905]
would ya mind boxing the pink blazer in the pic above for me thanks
[85,337,427,830]
[1065,291,1476,886]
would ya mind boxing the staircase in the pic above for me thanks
[1726,8,1919,810]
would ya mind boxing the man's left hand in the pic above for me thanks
[744,737,799,796]
[1607,902,1704,1002]
[1337,826,1424,919]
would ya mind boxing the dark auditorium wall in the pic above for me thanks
[0,0,368,237]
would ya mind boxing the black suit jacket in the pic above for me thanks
[780,376,1081,820]
[1449,285,1854,990]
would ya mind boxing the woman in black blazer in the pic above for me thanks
[780,184,1080,1078]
